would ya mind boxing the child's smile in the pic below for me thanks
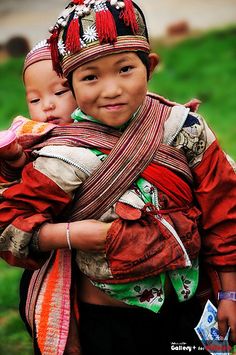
[72,52,148,128]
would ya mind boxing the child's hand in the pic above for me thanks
[217,299,236,345]
[70,220,111,252]
[0,133,27,168]
[0,141,23,161]
[0,129,20,160]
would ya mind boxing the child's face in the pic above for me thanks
[24,60,77,125]
[72,52,149,128]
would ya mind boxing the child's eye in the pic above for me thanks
[82,74,97,81]
[30,98,40,104]
[120,66,133,73]
[55,89,69,96]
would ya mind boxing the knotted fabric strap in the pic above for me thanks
[69,95,171,221]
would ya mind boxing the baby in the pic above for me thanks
[0,39,77,173]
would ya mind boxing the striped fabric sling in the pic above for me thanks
[69,95,172,221]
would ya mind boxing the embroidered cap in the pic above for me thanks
[49,0,150,77]
[23,39,52,76]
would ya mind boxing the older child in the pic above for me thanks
[0,39,77,179]
[0,1,235,354]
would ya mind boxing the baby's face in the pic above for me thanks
[72,52,148,128]
[24,60,77,125]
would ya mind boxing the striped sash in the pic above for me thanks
[69,95,171,221]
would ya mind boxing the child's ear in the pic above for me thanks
[148,53,159,79]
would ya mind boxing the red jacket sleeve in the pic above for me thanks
[193,140,236,270]
[0,162,71,268]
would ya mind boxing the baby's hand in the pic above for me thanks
[0,130,23,161]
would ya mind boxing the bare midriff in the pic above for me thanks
[78,273,174,307]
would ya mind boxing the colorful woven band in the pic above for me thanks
[218,291,236,301]
[23,39,51,76]
[49,0,150,76]
[62,35,150,77]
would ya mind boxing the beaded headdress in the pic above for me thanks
[23,39,52,76]
[49,0,150,77]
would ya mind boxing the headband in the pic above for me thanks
[49,0,150,77]
[23,39,52,76]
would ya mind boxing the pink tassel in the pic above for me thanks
[96,8,117,44]
[49,28,63,76]
[120,0,138,34]
[66,17,81,53]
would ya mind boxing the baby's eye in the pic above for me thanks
[30,98,40,104]
[55,89,69,96]
[120,66,133,73]
[82,74,97,81]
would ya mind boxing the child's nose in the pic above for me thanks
[43,100,56,111]
[102,79,122,98]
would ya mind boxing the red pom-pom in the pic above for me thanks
[120,0,138,34]
[49,28,63,76]
[96,8,117,44]
[66,17,81,53]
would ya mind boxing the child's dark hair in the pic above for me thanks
[67,50,151,94]
[136,51,151,80]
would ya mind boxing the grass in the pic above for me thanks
[0,26,235,354]
[149,26,236,158]
[0,57,28,129]
[0,28,235,157]
[0,58,32,355]
[0,260,33,354]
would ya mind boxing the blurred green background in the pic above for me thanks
[1,27,236,155]
[0,25,236,354]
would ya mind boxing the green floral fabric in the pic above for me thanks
[93,259,198,313]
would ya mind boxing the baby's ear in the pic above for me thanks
[148,53,159,79]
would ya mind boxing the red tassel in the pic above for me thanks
[66,17,81,53]
[49,28,63,76]
[96,8,117,44]
[73,0,84,4]
[120,0,138,34]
